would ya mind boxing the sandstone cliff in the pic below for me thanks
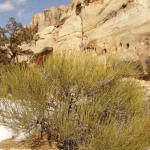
[30,5,69,31]
[25,0,150,74]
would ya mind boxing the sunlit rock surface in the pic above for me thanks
[26,0,149,55]
[0,126,13,142]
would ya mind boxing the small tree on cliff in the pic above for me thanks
[0,17,36,64]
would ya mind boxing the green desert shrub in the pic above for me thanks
[0,52,148,150]
[80,116,150,150]
[0,65,50,134]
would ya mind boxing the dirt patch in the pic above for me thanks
[0,138,58,150]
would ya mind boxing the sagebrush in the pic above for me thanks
[0,52,149,150]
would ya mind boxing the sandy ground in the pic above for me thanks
[0,127,58,150]
[0,138,58,150]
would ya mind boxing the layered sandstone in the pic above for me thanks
[30,5,69,31]
[25,0,150,74]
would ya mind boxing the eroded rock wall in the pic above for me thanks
[26,0,150,74]
[30,5,69,31]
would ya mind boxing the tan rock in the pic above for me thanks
[29,5,68,31]
[23,0,150,74]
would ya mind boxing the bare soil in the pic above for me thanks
[0,137,58,150]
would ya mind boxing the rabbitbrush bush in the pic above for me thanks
[0,52,149,150]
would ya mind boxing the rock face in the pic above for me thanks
[30,5,69,31]
[26,0,150,74]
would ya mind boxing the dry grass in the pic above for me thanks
[0,52,149,150]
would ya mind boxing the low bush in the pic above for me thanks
[0,52,149,149]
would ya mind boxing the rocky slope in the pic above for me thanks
[25,0,150,74]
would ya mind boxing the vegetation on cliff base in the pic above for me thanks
[0,52,149,150]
